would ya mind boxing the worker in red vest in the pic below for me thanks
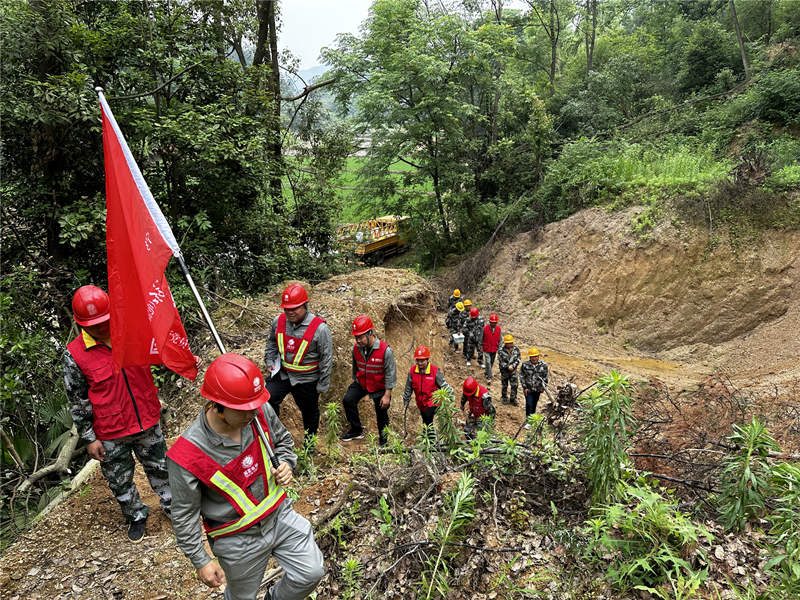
[460,377,495,438]
[401,345,453,429]
[481,313,502,381]
[63,285,171,543]
[264,283,333,445]
[167,353,324,600]
[340,315,397,445]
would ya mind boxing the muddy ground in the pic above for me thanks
[2,208,799,599]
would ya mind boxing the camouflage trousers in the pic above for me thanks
[501,371,518,404]
[463,335,478,360]
[99,424,171,522]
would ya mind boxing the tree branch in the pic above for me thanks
[0,426,27,472]
[18,426,79,493]
[106,60,205,101]
[281,78,336,102]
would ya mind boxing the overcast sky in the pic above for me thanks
[279,0,529,70]
[279,0,374,69]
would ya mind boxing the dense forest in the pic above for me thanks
[2,0,800,595]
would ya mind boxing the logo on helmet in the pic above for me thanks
[284,294,289,301]
[253,377,261,392]
[86,303,98,316]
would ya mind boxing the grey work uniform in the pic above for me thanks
[168,404,324,600]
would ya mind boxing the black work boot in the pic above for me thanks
[128,517,147,543]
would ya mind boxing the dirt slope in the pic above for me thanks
[470,207,800,390]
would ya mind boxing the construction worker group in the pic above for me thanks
[63,282,549,600]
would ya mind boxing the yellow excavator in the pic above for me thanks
[337,215,411,264]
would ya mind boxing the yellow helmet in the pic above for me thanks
[503,334,514,344]
[455,302,464,311]
[453,289,461,297]
[528,347,540,357]
[463,299,472,307]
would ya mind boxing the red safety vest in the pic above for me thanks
[464,384,490,419]
[166,408,286,539]
[275,313,325,374]
[354,340,388,393]
[66,332,161,441]
[482,324,502,353]
[410,364,439,411]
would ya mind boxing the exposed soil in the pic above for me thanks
[2,209,799,599]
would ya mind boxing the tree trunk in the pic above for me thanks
[585,0,596,75]
[432,165,451,245]
[729,0,750,80]
[548,0,557,96]
[254,0,284,209]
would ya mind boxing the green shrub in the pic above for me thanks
[580,370,637,504]
[716,418,780,532]
[765,462,800,599]
[585,482,712,598]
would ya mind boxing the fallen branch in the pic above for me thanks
[647,472,717,493]
[18,426,79,493]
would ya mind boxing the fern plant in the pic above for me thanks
[716,418,779,531]
[580,370,637,504]
[420,471,476,599]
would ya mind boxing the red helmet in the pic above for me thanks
[72,285,111,327]
[280,283,309,309]
[352,315,374,336]
[201,353,270,410]
[414,345,430,360]
[489,313,499,323]
[462,377,478,396]
[469,308,479,318]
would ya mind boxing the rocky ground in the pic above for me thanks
[1,208,798,599]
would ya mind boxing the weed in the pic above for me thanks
[764,461,800,599]
[323,402,343,462]
[585,482,711,598]
[420,471,476,599]
[433,387,461,453]
[716,418,779,532]
[295,433,318,480]
[370,495,394,538]
[341,557,363,600]
[580,370,636,504]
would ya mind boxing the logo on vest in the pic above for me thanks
[286,339,296,350]
[241,454,259,478]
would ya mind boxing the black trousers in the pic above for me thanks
[525,390,542,417]
[419,405,437,427]
[343,381,389,438]
[267,377,320,436]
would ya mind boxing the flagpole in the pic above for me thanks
[174,253,227,354]
[96,86,280,470]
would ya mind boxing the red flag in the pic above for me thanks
[99,92,198,380]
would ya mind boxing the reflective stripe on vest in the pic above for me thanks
[204,435,285,538]
[276,313,325,373]
[166,409,286,539]
[354,340,387,393]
